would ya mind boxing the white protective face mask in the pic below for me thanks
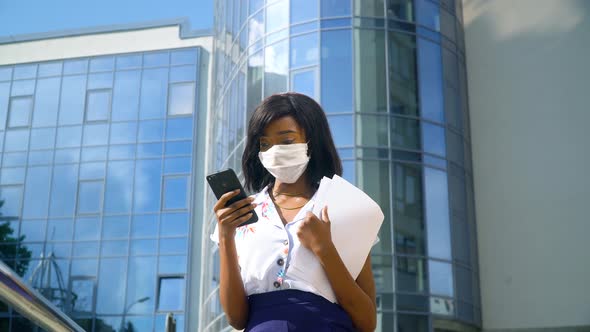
[258,143,310,184]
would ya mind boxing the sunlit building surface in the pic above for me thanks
[0,22,212,332]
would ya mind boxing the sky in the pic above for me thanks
[0,0,213,38]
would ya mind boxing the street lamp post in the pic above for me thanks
[119,296,150,332]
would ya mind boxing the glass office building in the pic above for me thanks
[201,0,481,331]
[0,47,203,331]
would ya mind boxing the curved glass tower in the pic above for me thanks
[201,0,481,331]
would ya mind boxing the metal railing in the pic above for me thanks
[0,260,84,332]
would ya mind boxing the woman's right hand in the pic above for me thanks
[213,190,256,239]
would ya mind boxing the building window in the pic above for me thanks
[157,276,185,312]
[85,89,111,122]
[77,180,103,215]
[162,176,188,210]
[8,96,33,128]
[168,83,195,116]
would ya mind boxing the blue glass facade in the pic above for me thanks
[0,48,202,332]
[202,0,481,331]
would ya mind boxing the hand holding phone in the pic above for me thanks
[207,169,259,228]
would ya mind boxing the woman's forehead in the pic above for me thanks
[262,116,303,136]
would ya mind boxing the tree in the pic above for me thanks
[0,199,32,277]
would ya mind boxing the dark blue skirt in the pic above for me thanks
[245,290,356,331]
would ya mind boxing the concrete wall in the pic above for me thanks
[462,0,590,330]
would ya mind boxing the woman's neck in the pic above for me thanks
[272,177,312,197]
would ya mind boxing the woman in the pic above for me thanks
[211,93,377,331]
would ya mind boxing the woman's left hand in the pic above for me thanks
[297,206,334,256]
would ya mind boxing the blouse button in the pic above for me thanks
[277,258,284,266]
[273,281,281,288]
[283,240,289,245]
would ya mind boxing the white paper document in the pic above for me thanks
[290,175,384,279]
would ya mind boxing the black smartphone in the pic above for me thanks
[206,168,258,227]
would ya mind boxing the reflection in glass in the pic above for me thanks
[130,239,158,255]
[86,89,111,122]
[22,166,51,219]
[424,167,451,260]
[292,69,316,100]
[39,62,62,77]
[393,163,426,255]
[138,120,164,142]
[11,79,35,96]
[70,277,96,314]
[387,0,414,21]
[247,50,263,115]
[354,0,384,17]
[32,77,61,127]
[266,0,288,33]
[134,159,162,213]
[163,176,188,210]
[397,314,429,332]
[391,116,420,150]
[89,56,115,72]
[88,72,113,90]
[327,115,353,146]
[164,157,191,174]
[322,0,351,17]
[83,123,109,146]
[75,217,100,241]
[109,144,136,160]
[104,161,134,214]
[158,277,185,311]
[389,32,418,116]
[144,51,169,67]
[56,126,82,148]
[321,29,352,113]
[0,82,9,129]
[49,165,78,217]
[396,256,427,293]
[64,59,88,75]
[160,213,189,237]
[356,29,386,113]
[166,117,193,140]
[14,64,37,79]
[46,219,73,241]
[290,33,319,69]
[8,96,33,128]
[170,65,197,83]
[422,122,446,157]
[116,54,142,70]
[264,40,288,97]
[102,216,129,240]
[416,0,440,31]
[158,255,187,275]
[171,48,198,65]
[357,115,388,147]
[96,258,126,314]
[291,0,318,24]
[59,75,87,125]
[4,130,29,152]
[30,128,56,150]
[159,238,188,255]
[140,68,168,119]
[77,181,103,214]
[131,215,158,238]
[418,38,444,122]
[19,220,46,242]
[126,257,156,314]
[428,260,454,297]
[112,70,141,121]
[168,83,195,116]
[110,122,137,144]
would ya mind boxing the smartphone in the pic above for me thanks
[206,168,258,227]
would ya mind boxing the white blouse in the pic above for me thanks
[211,186,344,303]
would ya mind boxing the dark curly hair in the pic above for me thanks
[242,92,342,192]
